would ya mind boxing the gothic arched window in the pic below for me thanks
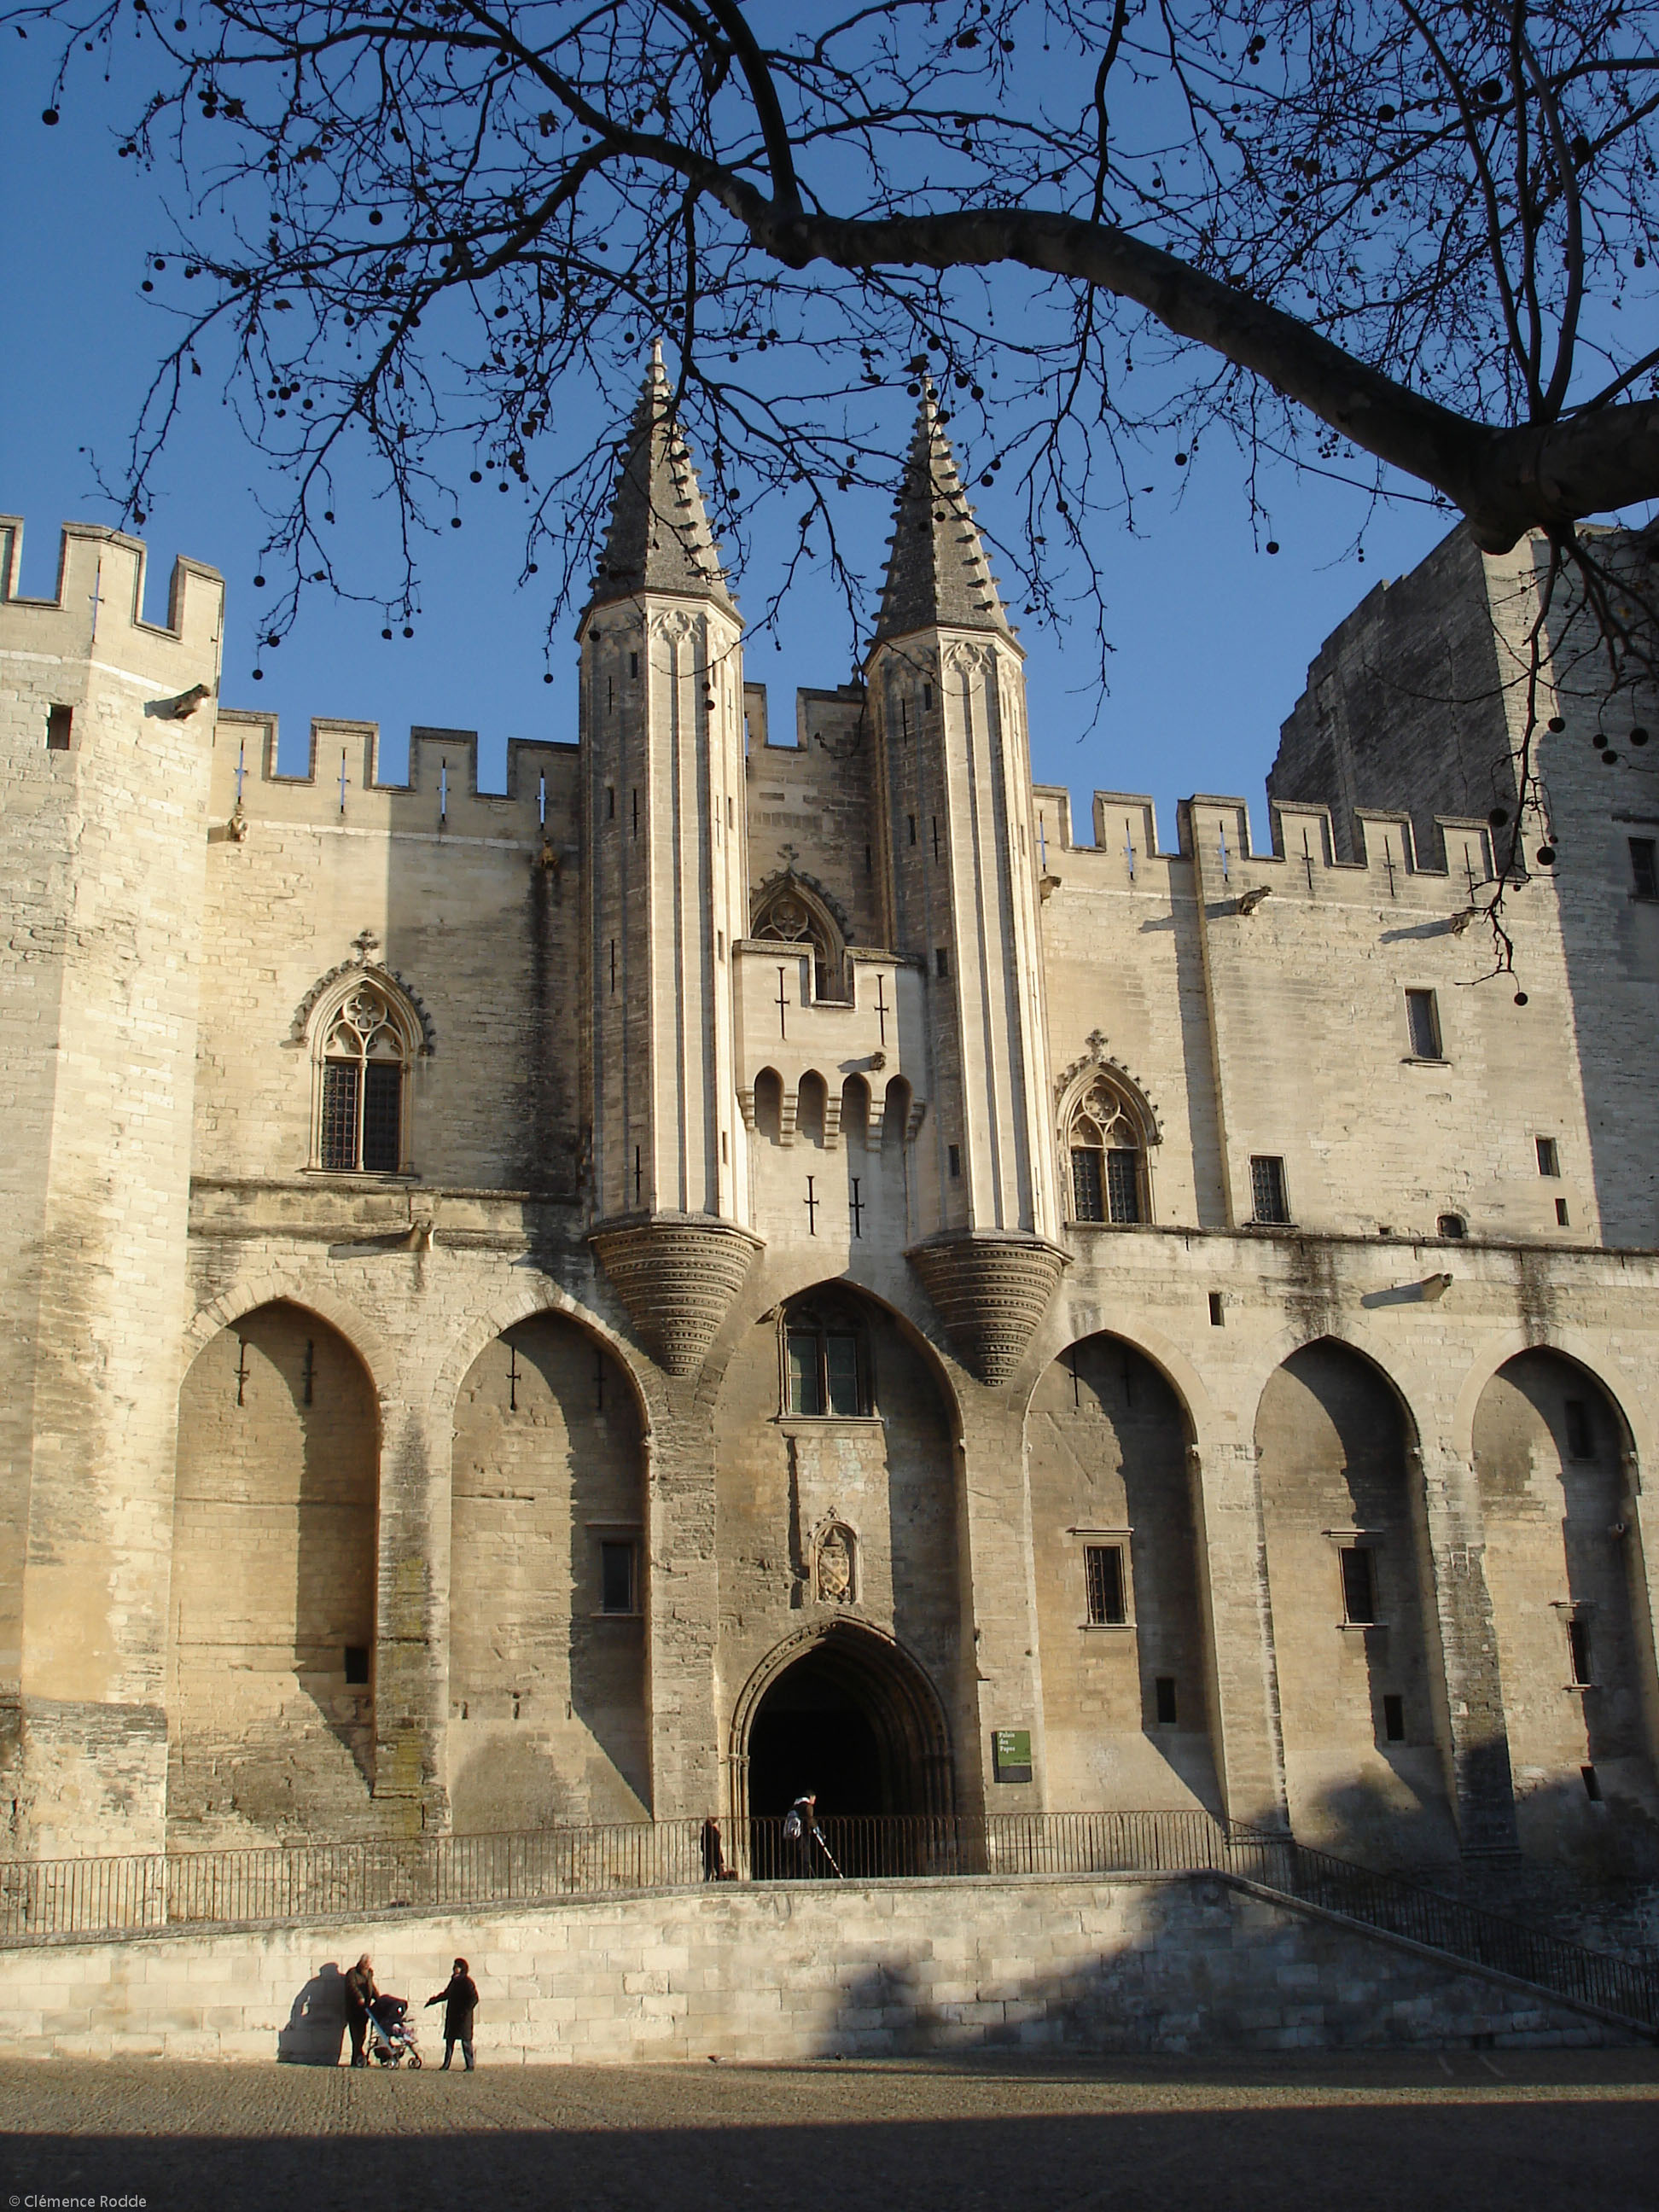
[1066,1075,1146,1225]
[751,877,846,1003]
[312,975,421,1173]
[782,1296,871,1417]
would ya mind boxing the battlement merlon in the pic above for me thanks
[0,519,224,690]
[211,708,580,835]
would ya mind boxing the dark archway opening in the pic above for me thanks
[748,1649,887,1819]
[736,1625,953,1877]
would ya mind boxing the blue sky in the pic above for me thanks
[2,33,1473,851]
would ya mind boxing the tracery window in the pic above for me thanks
[312,976,419,1173]
[783,1297,871,1417]
[1065,1075,1146,1225]
[751,879,845,1003]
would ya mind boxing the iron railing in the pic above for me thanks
[1272,1839,1659,2031]
[1,1813,1653,2031]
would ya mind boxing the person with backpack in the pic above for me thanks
[424,1956,480,2069]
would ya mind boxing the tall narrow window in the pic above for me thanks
[1563,1398,1593,1459]
[1382,1693,1405,1742]
[45,703,73,750]
[1250,1155,1289,1225]
[1631,838,1658,899]
[600,1540,637,1615]
[1154,1677,1179,1725]
[1405,988,1443,1060]
[1084,1545,1126,1626]
[1065,1074,1147,1225]
[1340,1545,1377,1626]
[1536,1136,1561,1177]
[1567,1613,1593,1686]
[314,977,417,1173]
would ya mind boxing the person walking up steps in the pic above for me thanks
[425,1957,480,2070]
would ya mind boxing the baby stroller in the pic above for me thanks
[366,1993,422,2068]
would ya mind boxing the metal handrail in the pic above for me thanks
[0,1812,1651,2030]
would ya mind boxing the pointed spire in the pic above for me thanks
[872,386,1012,646]
[586,341,736,615]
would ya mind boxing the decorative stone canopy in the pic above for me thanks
[872,384,1013,646]
[585,341,736,617]
[905,1231,1070,1388]
[591,1211,764,1377]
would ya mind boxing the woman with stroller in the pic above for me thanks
[425,1957,480,2070]
[344,1955,377,2069]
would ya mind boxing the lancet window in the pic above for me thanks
[1065,1074,1147,1225]
[311,976,421,1173]
[751,879,845,1003]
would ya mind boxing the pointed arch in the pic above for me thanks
[750,871,848,1001]
[302,966,428,1174]
[1055,1053,1161,1226]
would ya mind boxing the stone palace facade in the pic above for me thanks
[4,361,1658,1884]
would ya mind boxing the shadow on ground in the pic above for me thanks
[1,2055,1656,2212]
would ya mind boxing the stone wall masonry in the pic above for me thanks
[0,1872,1633,2064]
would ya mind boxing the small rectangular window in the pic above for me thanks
[1105,1150,1142,1225]
[824,1333,862,1417]
[1631,838,1658,899]
[1567,1615,1593,1685]
[1154,1676,1178,1726]
[362,1062,402,1173]
[1249,1155,1289,1225]
[1071,1150,1104,1223]
[935,946,950,978]
[629,650,639,678]
[1340,1546,1377,1626]
[1536,1136,1560,1177]
[1582,1763,1603,1802]
[606,786,615,820]
[787,1331,824,1417]
[908,815,917,846]
[343,1645,370,1685]
[1556,1196,1571,1227]
[1084,1545,1126,1627]
[1382,1693,1405,1743]
[319,1062,359,1172]
[1564,1398,1593,1459]
[948,1144,962,1179]
[600,1540,636,1615]
[923,683,934,710]
[1405,987,1442,1060]
[45,703,73,750]
[1208,1291,1225,1327]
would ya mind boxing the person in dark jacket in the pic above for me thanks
[344,1954,377,2069]
[425,1957,480,2070]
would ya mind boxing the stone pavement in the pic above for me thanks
[0,2052,1656,2210]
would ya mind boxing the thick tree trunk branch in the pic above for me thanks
[728,195,1659,550]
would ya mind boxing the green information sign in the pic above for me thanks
[992,1728,1033,1783]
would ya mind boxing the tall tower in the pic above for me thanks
[867,393,1067,1384]
[580,348,761,1376]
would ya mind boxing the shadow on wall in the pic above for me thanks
[800,1874,1626,2058]
[276,1961,346,2064]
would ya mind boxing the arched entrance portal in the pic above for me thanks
[733,1623,953,1866]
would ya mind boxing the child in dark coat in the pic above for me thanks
[425,1958,480,2070]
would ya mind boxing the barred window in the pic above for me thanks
[1250,1155,1289,1225]
[312,975,418,1173]
[1065,1074,1146,1225]
[1084,1545,1126,1627]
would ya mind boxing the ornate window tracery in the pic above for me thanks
[310,975,422,1173]
[750,876,847,1003]
[1064,1074,1147,1225]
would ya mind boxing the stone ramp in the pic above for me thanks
[0,1871,1641,2064]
